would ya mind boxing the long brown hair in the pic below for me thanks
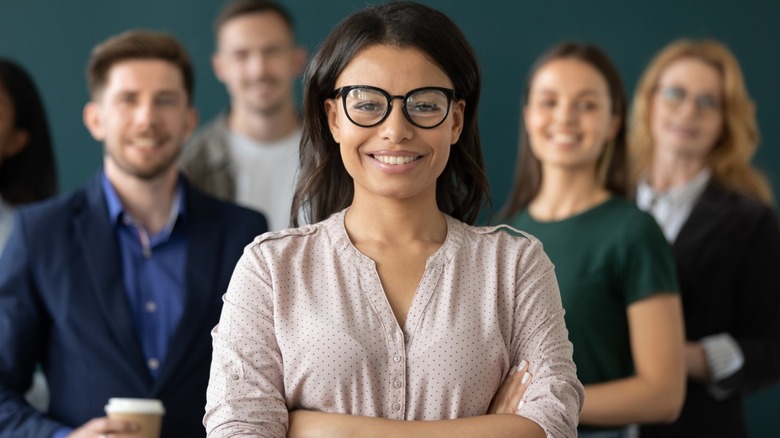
[502,42,628,219]
[628,39,773,205]
[0,59,58,205]
[291,2,490,226]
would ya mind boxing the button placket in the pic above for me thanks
[390,336,406,419]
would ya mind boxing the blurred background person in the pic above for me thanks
[0,59,58,413]
[630,38,780,438]
[180,0,306,231]
[502,42,686,437]
[0,30,267,437]
[0,58,58,253]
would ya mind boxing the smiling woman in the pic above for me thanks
[630,39,780,438]
[501,42,686,437]
[204,3,583,438]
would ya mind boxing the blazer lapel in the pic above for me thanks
[674,180,728,254]
[75,176,149,381]
[154,184,222,389]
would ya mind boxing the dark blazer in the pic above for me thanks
[0,174,268,437]
[642,181,780,438]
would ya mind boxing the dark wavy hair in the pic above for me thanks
[291,1,489,226]
[0,59,58,205]
[502,42,628,219]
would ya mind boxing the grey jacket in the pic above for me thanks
[179,113,236,201]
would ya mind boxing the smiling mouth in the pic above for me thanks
[130,137,165,149]
[371,154,421,165]
[549,133,579,144]
[668,124,698,137]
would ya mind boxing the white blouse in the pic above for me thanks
[205,209,583,437]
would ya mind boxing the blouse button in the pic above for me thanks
[230,373,239,380]
[393,355,402,363]
[392,402,401,411]
[393,380,402,388]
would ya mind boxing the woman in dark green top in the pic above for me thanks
[502,42,685,437]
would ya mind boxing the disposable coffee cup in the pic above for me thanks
[104,398,165,438]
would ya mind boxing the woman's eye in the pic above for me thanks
[537,99,556,108]
[353,101,384,113]
[661,86,686,102]
[576,101,598,111]
[410,103,440,113]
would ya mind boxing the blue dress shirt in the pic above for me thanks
[100,174,188,380]
[53,175,189,438]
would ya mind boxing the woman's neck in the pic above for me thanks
[648,147,708,192]
[345,192,447,247]
[529,167,610,221]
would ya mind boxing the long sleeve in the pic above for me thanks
[507,234,584,437]
[205,242,288,438]
[725,205,780,394]
[0,211,65,438]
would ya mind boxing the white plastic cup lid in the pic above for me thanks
[104,398,165,415]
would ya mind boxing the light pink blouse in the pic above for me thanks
[205,209,583,437]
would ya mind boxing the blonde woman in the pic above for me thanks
[630,39,780,438]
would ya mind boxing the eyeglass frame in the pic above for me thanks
[656,85,723,114]
[330,85,456,129]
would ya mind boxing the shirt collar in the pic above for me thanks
[100,172,187,233]
[637,168,711,209]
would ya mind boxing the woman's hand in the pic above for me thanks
[488,360,533,415]
[287,360,535,438]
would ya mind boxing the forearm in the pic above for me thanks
[580,375,683,426]
[288,411,545,438]
[685,341,710,382]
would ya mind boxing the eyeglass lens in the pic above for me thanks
[659,86,722,112]
[343,86,451,128]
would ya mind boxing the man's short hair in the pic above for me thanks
[214,0,295,36]
[87,30,194,102]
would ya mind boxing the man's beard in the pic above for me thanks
[106,143,181,181]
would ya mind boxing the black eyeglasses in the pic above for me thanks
[657,85,722,113]
[331,85,455,129]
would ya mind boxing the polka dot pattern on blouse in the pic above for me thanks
[205,209,583,437]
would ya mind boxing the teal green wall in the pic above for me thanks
[2,0,778,434]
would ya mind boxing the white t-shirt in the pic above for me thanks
[228,128,301,231]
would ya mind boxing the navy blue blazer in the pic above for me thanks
[0,174,268,437]
[641,181,780,438]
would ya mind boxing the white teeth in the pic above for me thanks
[374,155,417,165]
[132,138,157,148]
[551,133,577,143]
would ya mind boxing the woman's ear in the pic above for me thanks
[325,99,341,144]
[450,99,466,144]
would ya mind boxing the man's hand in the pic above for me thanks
[66,416,139,437]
